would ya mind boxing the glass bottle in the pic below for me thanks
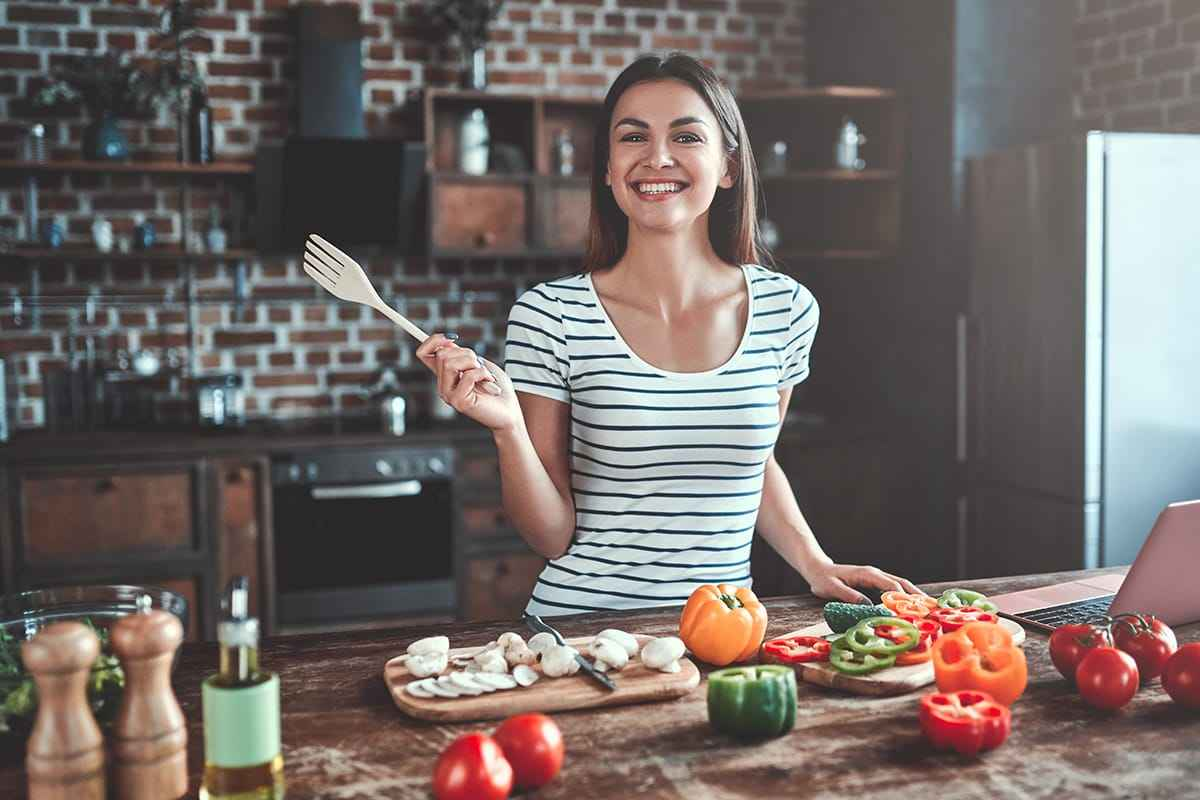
[200,578,284,800]
[189,87,214,164]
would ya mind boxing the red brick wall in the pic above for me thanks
[0,0,808,429]
[1074,0,1200,130]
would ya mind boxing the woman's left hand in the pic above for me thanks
[805,562,926,604]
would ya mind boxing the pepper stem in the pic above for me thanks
[720,593,743,610]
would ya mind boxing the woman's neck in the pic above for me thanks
[608,216,736,317]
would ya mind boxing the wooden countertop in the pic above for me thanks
[0,416,877,464]
[1,567,1195,798]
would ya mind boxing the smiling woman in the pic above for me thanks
[415,53,923,616]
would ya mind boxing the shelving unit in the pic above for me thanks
[0,159,253,176]
[414,89,600,259]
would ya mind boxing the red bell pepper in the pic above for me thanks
[919,689,1011,756]
[761,635,831,664]
[928,606,998,633]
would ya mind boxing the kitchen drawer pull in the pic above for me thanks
[311,480,422,500]
[95,478,117,493]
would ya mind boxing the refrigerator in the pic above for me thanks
[964,132,1200,577]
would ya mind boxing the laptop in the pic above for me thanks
[989,499,1200,632]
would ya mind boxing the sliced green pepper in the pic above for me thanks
[707,664,797,739]
[844,617,920,657]
[829,637,896,675]
[937,588,998,613]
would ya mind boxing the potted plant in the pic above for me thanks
[143,0,210,162]
[429,0,505,90]
[32,51,154,161]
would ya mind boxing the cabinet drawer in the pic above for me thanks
[19,466,197,564]
[431,181,527,253]
[459,504,519,542]
[461,552,544,622]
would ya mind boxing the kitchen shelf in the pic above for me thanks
[0,159,253,177]
[4,247,256,263]
[761,169,898,182]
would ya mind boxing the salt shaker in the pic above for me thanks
[23,622,106,800]
[111,597,188,800]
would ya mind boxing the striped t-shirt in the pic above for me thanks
[503,264,819,617]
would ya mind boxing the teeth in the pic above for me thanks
[637,182,682,194]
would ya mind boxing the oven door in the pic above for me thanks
[272,476,455,625]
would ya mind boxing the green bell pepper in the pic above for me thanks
[829,637,896,675]
[937,588,998,613]
[844,617,920,657]
[707,664,797,739]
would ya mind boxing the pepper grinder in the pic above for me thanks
[111,596,188,800]
[23,622,106,800]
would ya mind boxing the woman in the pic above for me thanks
[417,53,922,616]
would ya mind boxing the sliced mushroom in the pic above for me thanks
[435,675,471,697]
[473,649,509,674]
[594,629,639,659]
[527,632,558,655]
[541,644,581,678]
[405,678,436,698]
[424,678,461,698]
[407,650,448,679]
[406,636,450,656]
[473,672,519,690]
[641,637,686,673]
[589,637,629,672]
[446,671,487,696]
[512,664,540,687]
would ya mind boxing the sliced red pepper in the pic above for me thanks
[919,689,1011,756]
[761,635,831,664]
[890,618,942,666]
[929,606,998,634]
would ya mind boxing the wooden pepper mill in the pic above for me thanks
[23,621,106,800]
[110,598,188,800]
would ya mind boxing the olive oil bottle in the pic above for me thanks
[200,578,285,800]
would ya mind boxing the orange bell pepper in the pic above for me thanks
[881,591,939,618]
[932,621,1028,706]
[679,584,768,666]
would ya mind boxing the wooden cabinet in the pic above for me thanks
[214,458,274,633]
[460,552,545,622]
[416,89,599,258]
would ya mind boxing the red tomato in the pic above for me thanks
[1075,647,1139,710]
[1048,623,1112,682]
[493,713,565,790]
[432,733,513,800]
[1111,614,1177,681]
[1162,642,1200,709]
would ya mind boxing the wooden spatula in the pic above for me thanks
[303,233,501,395]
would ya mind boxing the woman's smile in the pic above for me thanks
[631,179,691,201]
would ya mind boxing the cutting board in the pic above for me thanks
[384,634,700,722]
[763,618,1026,697]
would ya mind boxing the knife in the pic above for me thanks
[523,612,617,692]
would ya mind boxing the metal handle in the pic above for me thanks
[955,313,968,464]
[522,612,565,646]
[311,480,422,500]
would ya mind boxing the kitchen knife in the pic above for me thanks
[523,612,617,692]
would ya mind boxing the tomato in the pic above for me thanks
[493,713,564,790]
[1162,642,1200,709]
[1075,647,1139,710]
[1111,614,1177,682]
[432,733,513,800]
[1048,623,1112,682]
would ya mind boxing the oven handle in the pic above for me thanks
[311,480,423,500]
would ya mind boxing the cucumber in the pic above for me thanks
[823,602,894,634]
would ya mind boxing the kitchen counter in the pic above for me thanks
[6,568,1188,799]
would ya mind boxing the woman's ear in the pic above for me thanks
[605,164,612,186]
[719,153,738,189]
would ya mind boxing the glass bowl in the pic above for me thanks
[0,584,188,736]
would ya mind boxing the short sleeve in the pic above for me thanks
[778,283,819,390]
[504,285,571,403]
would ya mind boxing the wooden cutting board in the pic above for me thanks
[384,634,700,722]
[764,618,1026,697]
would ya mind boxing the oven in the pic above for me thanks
[270,445,456,627]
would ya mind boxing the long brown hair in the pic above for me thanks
[584,53,769,271]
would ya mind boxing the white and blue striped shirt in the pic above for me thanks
[503,264,819,616]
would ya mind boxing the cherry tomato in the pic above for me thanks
[1111,614,1177,682]
[1162,642,1200,709]
[432,733,513,800]
[493,713,565,790]
[1048,623,1112,682]
[1075,647,1139,710]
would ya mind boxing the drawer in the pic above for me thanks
[459,504,519,542]
[460,552,544,622]
[431,180,527,253]
[19,465,199,564]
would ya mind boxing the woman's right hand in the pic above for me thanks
[415,333,523,433]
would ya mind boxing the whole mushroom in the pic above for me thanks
[541,644,581,678]
[589,637,629,672]
[594,629,639,659]
[407,650,448,678]
[641,637,686,673]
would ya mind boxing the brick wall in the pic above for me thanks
[1074,0,1200,130]
[0,0,808,429]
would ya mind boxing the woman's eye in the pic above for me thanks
[620,133,646,143]
[676,133,702,144]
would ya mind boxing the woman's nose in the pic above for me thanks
[643,139,675,168]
